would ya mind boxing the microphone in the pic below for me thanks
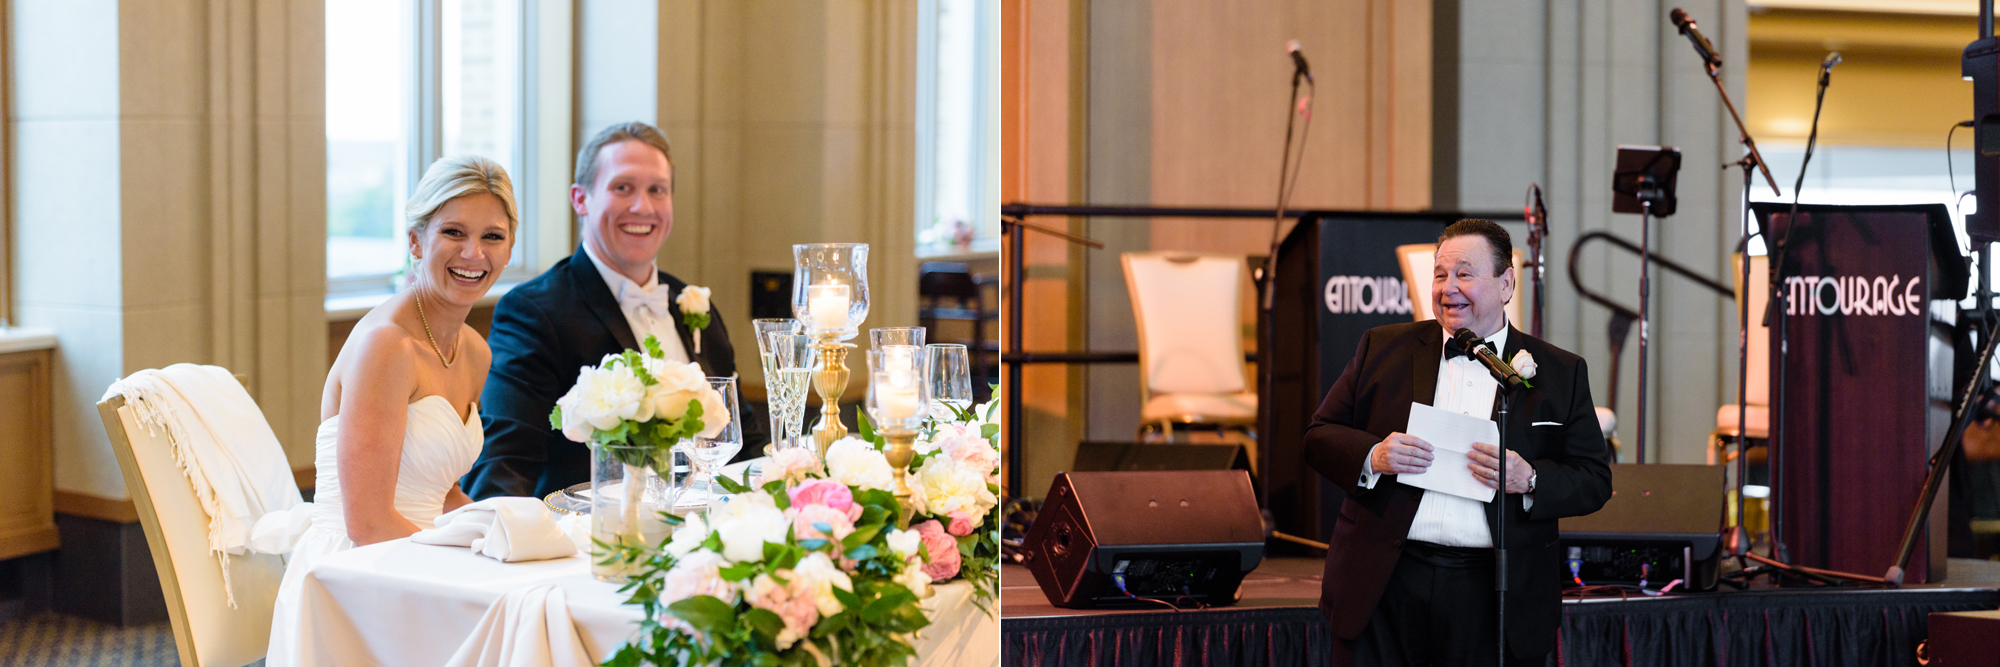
[1668,8,1723,68]
[1451,327,1529,391]
[1287,39,1313,84]
[1819,50,1842,83]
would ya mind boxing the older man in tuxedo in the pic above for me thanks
[463,121,767,500]
[1303,218,1613,666]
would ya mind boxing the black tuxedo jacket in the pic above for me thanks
[1302,320,1613,659]
[462,246,769,500]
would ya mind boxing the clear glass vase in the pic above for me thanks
[589,443,678,583]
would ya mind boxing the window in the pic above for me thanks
[326,0,529,296]
[916,0,1000,257]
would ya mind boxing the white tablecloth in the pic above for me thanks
[291,539,998,666]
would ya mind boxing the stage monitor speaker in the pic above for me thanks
[1925,610,2000,666]
[1072,442,1248,472]
[1021,470,1264,609]
[1559,463,1725,590]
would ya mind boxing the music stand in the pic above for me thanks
[1611,146,1681,464]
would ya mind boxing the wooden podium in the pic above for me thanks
[1753,203,1968,583]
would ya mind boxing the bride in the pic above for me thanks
[267,155,517,665]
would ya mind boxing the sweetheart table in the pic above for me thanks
[288,538,998,666]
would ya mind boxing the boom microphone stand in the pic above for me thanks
[1666,6,1787,568]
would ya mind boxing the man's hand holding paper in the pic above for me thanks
[1398,403,1499,502]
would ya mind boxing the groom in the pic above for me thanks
[464,122,768,500]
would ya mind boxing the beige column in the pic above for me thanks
[12,0,326,501]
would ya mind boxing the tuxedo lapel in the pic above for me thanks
[1409,320,1443,409]
[567,247,641,353]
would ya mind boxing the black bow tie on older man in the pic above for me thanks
[1445,337,1486,361]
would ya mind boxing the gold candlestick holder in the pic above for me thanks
[881,428,918,528]
[810,339,854,459]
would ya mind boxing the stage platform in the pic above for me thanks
[1000,558,2000,667]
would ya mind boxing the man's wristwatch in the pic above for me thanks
[1526,470,1538,494]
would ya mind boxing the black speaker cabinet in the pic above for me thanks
[1021,470,1264,609]
[1559,463,1726,590]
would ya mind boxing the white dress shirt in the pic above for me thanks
[1358,327,1532,548]
[581,244,691,364]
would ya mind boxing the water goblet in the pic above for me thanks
[926,343,973,421]
[684,377,744,497]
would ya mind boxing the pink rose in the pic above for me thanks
[749,575,820,650]
[661,551,737,607]
[942,435,1000,475]
[946,510,976,537]
[757,447,823,486]
[788,479,855,512]
[790,503,857,543]
[913,519,961,581]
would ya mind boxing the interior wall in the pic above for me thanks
[12,0,327,499]
[589,0,919,396]
[1439,0,1747,464]
[1003,0,1432,499]
[1746,8,1973,147]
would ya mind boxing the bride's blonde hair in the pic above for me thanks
[404,155,519,237]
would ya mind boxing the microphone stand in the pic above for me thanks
[1671,23,1785,569]
[1494,383,1516,667]
[1760,56,1835,571]
[1257,56,1314,504]
[1525,185,1549,339]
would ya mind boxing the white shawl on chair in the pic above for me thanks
[103,363,303,606]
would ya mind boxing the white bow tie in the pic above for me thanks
[617,283,673,321]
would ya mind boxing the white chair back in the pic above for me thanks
[1734,254,1771,406]
[1396,243,1529,327]
[1122,253,1250,396]
[97,380,287,667]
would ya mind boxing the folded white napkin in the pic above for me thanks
[412,498,577,562]
[444,585,593,667]
[103,364,303,607]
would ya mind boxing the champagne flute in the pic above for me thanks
[926,344,973,421]
[751,319,801,448]
[771,332,818,447]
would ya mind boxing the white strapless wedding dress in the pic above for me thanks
[266,395,482,667]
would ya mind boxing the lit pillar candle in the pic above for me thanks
[807,283,851,333]
[878,370,921,423]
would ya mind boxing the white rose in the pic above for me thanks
[649,359,709,393]
[886,527,923,561]
[563,364,651,434]
[914,456,998,522]
[665,513,709,558]
[789,552,854,618]
[824,438,896,492]
[1510,350,1538,380]
[694,386,731,439]
[895,563,931,599]
[710,494,789,562]
[676,285,712,315]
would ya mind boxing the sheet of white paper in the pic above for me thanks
[1399,402,1500,502]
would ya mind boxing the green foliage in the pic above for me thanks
[684,311,712,331]
[600,480,934,667]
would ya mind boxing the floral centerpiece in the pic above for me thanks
[604,447,934,666]
[854,395,1003,612]
[550,335,729,581]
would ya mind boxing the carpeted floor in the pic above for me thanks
[0,611,179,667]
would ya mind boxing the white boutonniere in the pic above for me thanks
[676,285,712,354]
[1510,350,1538,384]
